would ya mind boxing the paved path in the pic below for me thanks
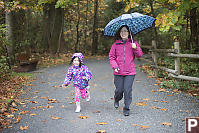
[2,58,199,133]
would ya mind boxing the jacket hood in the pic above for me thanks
[72,53,83,63]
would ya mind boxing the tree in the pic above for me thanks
[92,0,98,55]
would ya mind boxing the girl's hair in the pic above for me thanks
[70,56,82,67]
[114,25,134,41]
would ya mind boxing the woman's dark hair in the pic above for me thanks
[114,25,134,41]
[70,56,82,67]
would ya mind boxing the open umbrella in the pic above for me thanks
[104,12,156,37]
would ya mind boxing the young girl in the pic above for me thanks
[62,53,92,113]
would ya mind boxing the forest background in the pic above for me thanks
[0,0,199,122]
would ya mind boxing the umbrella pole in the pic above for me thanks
[130,32,133,43]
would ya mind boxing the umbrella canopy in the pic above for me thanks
[104,12,156,37]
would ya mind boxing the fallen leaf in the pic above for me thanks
[14,116,22,124]
[93,110,101,114]
[30,114,37,116]
[186,110,190,113]
[116,119,122,122]
[42,120,46,123]
[140,125,150,130]
[167,95,173,96]
[46,105,54,108]
[158,89,166,92]
[96,122,107,125]
[69,102,76,104]
[29,101,38,104]
[161,101,168,103]
[161,108,168,111]
[162,122,172,126]
[7,114,14,118]
[132,124,139,127]
[143,98,150,101]
[20,126,28,130]
[40,96,48,99]
[78,115,89,119]
[50,116,61,120]
[151,106,160,109]
[96,130,106,133]
[19,111,30,115]
[135,102,147,106]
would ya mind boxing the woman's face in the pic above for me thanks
[120,27,129,40]
[73,57,80,66]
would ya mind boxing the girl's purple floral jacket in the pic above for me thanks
[63,53,92,89]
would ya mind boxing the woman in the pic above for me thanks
[109,25,143,116]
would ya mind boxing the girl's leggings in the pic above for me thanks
[75,87,88,102]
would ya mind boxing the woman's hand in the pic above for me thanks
[114,68,120,73]
[132,43,137,49]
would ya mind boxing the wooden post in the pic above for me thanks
[174,42,180,75]
[152,40,158,76]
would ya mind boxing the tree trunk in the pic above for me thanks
[75,0,80,52]
[148,0,158,47]
[5,0,14,66]
[49,7,64,54]
[83,0,89,54]
[42,3,55,53]
[190,8,198,50]
[92,0,99,55]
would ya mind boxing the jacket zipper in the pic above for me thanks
[124,44,125,68]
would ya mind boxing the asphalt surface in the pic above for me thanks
[2,57,199,133]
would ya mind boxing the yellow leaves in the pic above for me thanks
[143,7,151,14]
[78,115,89,119]
[20,126,28,130]
[96,122,108,125]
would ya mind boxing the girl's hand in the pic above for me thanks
[62,84,67,87]
[82,76,88,80]
[114,68,120,73]
[132,43,137,49]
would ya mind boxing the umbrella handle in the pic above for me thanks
[130,32,134,43]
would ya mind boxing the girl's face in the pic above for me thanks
[120,27,129,40]
[73,57,80,66]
